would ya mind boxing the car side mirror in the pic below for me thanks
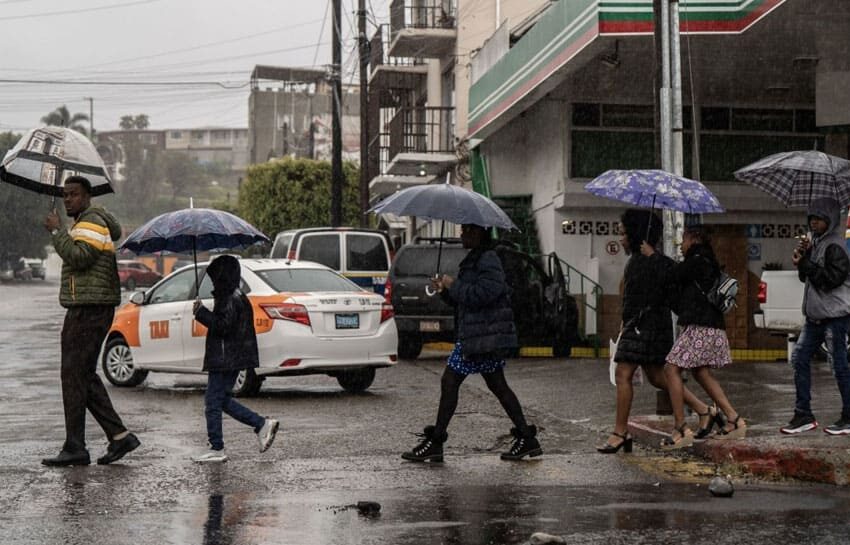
[130,291,145,305]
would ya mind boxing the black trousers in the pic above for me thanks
[61,306,126,453]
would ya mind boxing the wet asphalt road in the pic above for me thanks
[2,281,850,545]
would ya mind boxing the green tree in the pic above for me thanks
[0,131,50,262]
[41,105,89,135]
[119,115,135,130]
[119,114,150,130]
[133,114,150,129]
[238,157,361,236]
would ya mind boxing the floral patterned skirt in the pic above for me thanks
[667,325,732,369]
[446,342,506,375]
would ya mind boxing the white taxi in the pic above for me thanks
[101,259,398,396]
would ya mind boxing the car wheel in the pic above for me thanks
[101,337,148,387]
[398,334,423,360]
[125,278,136,291]
[232,368,263,397]
[336,368,376,393]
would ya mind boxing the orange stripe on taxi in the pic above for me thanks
[111,303,141,346]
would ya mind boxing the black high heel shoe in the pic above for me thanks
[695,404,726,439]
[596,431,633,454]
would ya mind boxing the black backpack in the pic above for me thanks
[697,271,738,314]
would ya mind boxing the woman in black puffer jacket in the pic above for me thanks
[643,226,746,449]
[597,210,711,454]
[402,224,542,463]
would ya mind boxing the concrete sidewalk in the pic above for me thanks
[626,359,850,485]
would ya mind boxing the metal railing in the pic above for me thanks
[388,106,455,159]
[390,0,456,35]
[558,256,603,356]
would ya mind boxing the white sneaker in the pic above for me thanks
[258,419,279,453]
[193,449,228,463]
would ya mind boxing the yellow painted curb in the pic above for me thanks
[424,343,787,361]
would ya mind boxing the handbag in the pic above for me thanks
[609,333,644,387]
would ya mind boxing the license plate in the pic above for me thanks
[419,320,440,332]
[335,313,360,330]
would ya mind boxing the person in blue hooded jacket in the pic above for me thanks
[781,197,850,436]
[192,255,279,462]
[402,224,542,463]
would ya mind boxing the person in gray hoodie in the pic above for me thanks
[781,197,850,436]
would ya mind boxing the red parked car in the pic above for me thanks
[117,260,162,291]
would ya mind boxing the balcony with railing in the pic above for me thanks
[369,25,428,91]
[368,130,438,199]
[388,0,457,58]
[386,106,456,177]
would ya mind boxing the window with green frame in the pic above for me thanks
[570,103,824,181]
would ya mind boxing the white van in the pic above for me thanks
[270,227,394,295]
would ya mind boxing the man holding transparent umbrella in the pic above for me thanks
[41,176,140,466]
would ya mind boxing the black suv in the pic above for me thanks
[387,238,579,359]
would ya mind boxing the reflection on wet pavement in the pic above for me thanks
[3,283,850,545]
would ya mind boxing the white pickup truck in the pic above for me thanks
[753,270,805,334]
[754,270,806,360]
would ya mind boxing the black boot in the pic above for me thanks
[501,425,542,460]
[401,425,446,463]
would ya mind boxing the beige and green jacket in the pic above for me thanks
[52,206,122,308]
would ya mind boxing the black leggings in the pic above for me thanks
[433,366,529,438]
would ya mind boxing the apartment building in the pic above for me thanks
[366,0,551,239]
[248,65,360,165]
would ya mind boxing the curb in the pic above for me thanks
[628,416,850,485]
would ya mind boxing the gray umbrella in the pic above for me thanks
[370,183,517,293]
[369,182,518,230]
[734,150,850,207]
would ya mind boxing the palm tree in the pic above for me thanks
[41,105,89,135]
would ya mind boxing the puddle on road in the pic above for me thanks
[149,484,850,545]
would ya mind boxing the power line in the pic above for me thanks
[0,0,162,21]
[0,78,248,89]
[313,0,332,67]
[45,18,327,74]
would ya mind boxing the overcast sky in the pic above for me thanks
[0,0,389,133]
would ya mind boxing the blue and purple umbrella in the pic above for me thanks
[585,169,724,214]
[120,208,270,289]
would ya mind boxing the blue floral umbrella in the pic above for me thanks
[120,208,270,290]
[585,169,724,214]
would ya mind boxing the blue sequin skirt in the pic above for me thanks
[446,342,506,376]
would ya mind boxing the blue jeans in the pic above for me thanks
[791,316,850,419]
[205,370,265,450]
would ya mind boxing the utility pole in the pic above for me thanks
[331,0,344,227]
[358,0,370,227]
[83,97,94,141]
[656,0,684,258]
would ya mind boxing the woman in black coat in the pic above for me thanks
[402,224,542,463]
[597,210,711,453]
[191,255,279,463]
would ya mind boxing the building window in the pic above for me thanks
[570,102,824,182]
[170,131,182,139]
[192,131,205,141]
[213,130,229,141]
